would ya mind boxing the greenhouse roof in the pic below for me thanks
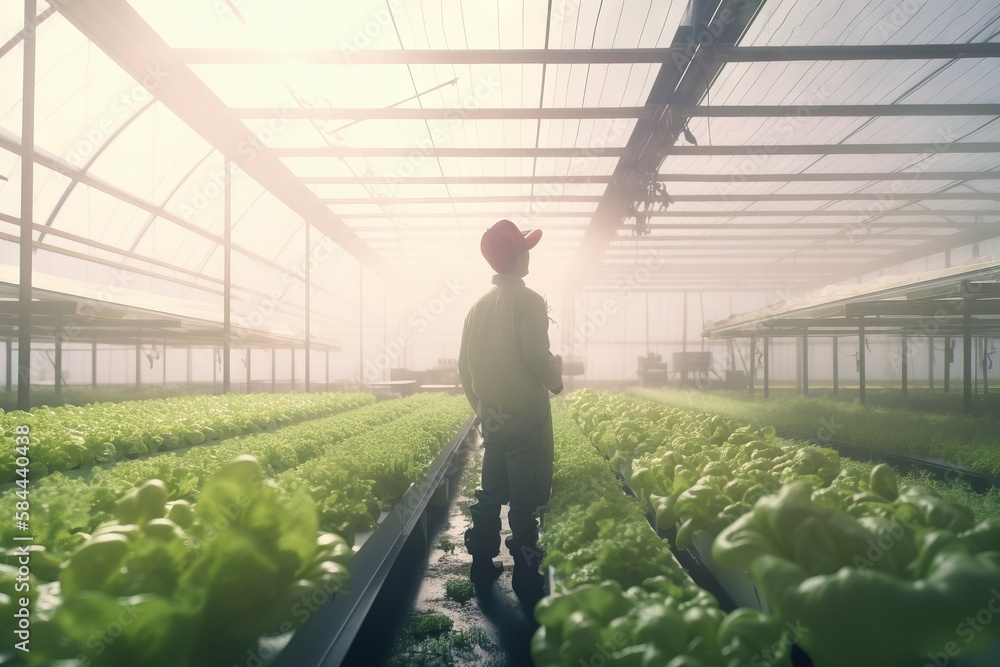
[703,253,1000,338]
[2,0,1000,310]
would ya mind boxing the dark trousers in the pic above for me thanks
[465,402,554,574]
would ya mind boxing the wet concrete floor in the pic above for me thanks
[341,434,537,667]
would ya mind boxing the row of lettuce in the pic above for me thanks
[0,391,375,481]
[634,388,1000,477]
[534,409,793,667]
[535,390,1000,667]
[1,392,472,666]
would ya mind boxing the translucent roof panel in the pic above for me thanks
[30,165,73,226]
[707,59,999,108]
[393,1,548,50]
[807,153,1000,175]
[229,177,304,267]
[86,105,212,205]
[29,13,144,161]
[537,118,637,148]
[128,0,686,50]
[744,0,1000,47]
[53,183,152,247]
[0,46,25,139]
[127,1,401,50]
[130,217,220,277]
[159,153,227,237]
[542,63,659,108]
[189,62,526,110]
[547,0,688,49]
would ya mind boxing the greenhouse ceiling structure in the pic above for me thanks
[2,0,1000,410]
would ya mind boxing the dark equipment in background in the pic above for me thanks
[637,352,669,387]
[673,351,713,387]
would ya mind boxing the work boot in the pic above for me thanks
[511,564,545,616]
[466,527,503,583]
[507,536,546,615]
[470,556,504,584]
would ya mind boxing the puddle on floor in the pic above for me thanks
[342,434,539,667]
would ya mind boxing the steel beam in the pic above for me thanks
[760,317,996,329]
[706,326,999,337]
[294,141,1000,159]
[334,209,1000,220]
[680,104,1000,117]
[661,142,1000,156]
[17,0,36,411]
[324,192,1000,205]
[356,225,943,238]
[173,43,1000,64]
[300,175,612,185]
[299,171,1000,185]
[275,147,628,158]
[232,103,1000,120]
[0,301,77,315]
[845,301,1000,316]
[234,107,651,120]
[638,221,974,229]
[323,195,603,205]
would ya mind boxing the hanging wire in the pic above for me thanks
[529,0,554,206]
[385,0,459,219]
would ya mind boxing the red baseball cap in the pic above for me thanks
[480,219,542,273]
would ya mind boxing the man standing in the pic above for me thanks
[458,219,563,612]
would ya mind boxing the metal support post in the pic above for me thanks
[963,311,973,414]
[54,330,62,396]
[762,336,770,398]
[859,319,867,406]
[832,337,839,395]
[801,334,809,396]
[901,335,908,396]
[223,159,232,394]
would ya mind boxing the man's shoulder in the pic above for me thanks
[518,285,545,306]
[465,286,500,316]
